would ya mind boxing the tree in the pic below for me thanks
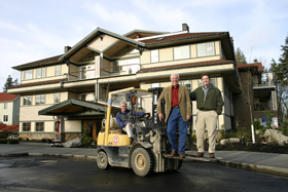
[270,34,288,133]
[235,47,247,64]
[3,75,18,92]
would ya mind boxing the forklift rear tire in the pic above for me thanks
[96,151,110,170]
[131,147,153,177]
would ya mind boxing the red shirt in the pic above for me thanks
[171,85,179,107]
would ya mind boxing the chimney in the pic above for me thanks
[182,23,189,32]
[64,46,71,53]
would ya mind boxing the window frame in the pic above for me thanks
[23,70,33,80]
[22,122,31,132]
[36,68,46,79]
[23,96,32,106]
[173,45,190,60]
[196,42,216,57]
[3,115,8,122]
[35,122,44,132]
[55,65,62,76]
[150,49,159,63]
[35,95,46,105]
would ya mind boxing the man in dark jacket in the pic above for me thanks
[190,73,224,158]
[116,101,145,142]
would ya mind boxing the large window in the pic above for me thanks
[55,65,62,76]
[22,122,31,132]
[197,42,215,57]
[36,68,46,78]
[35,95,46,105]
[35,122,44,132]
[3,115,8,122]
[54,93,61,103]
[23,96,32,106]
[24,70,33,80]
[151,50,159,63]
[174,45,190,60]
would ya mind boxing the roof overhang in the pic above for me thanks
[38,99,106,116]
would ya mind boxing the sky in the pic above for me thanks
[0,0,287,90]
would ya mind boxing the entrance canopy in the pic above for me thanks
[39,99,106,116]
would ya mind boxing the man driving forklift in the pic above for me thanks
[116,100,149,144]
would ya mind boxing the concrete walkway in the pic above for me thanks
[1,143,288,177]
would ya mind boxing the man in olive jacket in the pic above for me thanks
[157,73,191,158]
[190,73,223,158]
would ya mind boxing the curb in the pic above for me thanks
[217,159,288,177]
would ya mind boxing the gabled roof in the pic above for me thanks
[0,92,18,102]
[38,99,106,116]
[13,54,63,71]
[59,27,146,62]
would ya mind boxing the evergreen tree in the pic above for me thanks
[235,48,247,64]
[271,34,288,133]
[3,75,18,92]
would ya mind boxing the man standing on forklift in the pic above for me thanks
[116,101,146,143]
[157,73,191,158]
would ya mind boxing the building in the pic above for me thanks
[236,63,278,129]
[8,23,243,142]
[0,92,19,126]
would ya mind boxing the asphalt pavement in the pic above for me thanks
[1,142,288,177]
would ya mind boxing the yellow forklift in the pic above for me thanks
[96,87,182,176]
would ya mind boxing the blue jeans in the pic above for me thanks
[167,107,188,153]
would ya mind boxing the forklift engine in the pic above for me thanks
[96,87,182,176]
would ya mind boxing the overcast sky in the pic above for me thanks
[0,0,287,89]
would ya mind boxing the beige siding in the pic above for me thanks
[20,105,54,121]
[21,64,67,84]
[88,35,118,52]
[140,51,150,64]
[159,48,173,62]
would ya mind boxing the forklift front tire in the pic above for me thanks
[131,147,153,177]
[96,151,110,170]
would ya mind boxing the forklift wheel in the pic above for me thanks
[131,148,153,177]
[96,151,110,170]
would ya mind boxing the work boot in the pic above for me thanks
[179,153,185,159]
[208,153,215,158]
[167,150,177,157]
[196,152,204,157]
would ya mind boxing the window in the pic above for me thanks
[24,70,33,80]
[117,57,140,74]
[197,42,215,57]
[35,122,44,132]
[174,45,190,60]
[22,122,31,132]
[23,96,32,106]
[54,93,61,103]
[36,68,46,78]
[4,103,7,109]
[3,115,8,122]
[55,65,62,76]
[151,50,159,63]
[35,95,45,105]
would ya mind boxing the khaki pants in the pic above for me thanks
[195,110,218,153]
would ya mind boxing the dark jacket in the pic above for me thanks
[116,109,145,128]
[190,84,224,115]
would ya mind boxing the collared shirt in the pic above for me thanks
[171,84,179,107]
[203,84,210,102]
